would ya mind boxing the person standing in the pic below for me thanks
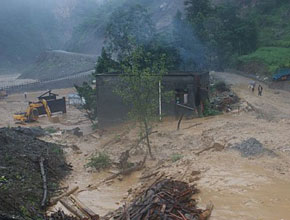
[258,84,263,96]
[24,92,27,99]
[252,81,256,93]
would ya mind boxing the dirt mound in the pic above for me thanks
[0,127,71,219]
[232,138,276,157]
[19,50,97,80]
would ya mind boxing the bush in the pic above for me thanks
[203,100,221,117]
[238,47,290,75]
[171,153,183,162]
[86,152,112,170]
[213,81,229,92]
[44,127,58,134]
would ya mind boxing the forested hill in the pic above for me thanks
[65,0,185,55]
[237,1,290,77]
[1,0,290,78]
[68,0,290,77]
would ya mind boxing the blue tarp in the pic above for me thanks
[273,69,290,80]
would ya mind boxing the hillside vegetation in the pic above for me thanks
[238,1,290,76]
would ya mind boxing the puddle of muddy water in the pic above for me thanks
[77,171,141,216]
[50,171,141,217]
[197,164,290,220]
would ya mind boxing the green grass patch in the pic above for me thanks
[86,152,112,171]
[238,47,290,74]
[171,153,183,162]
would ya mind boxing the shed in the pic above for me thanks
[95,71,209,127]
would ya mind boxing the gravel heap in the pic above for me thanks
[232,138,276,157]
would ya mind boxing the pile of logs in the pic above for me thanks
[113,179,213,220]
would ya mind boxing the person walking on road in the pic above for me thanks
[252,81,256,93]
[258,84,263,96]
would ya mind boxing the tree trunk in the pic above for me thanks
[143,120,153,159]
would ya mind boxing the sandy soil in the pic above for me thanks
[1,72,290,219]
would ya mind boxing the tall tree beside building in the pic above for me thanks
[115,47,168,159]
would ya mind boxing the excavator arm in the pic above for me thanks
[13,99,52,123]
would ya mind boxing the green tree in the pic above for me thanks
[105,4,155,59]
[184,0,257,69]
[75,82,97,127]
[115,47,167,158]
[95,48,119,74]
[185,0,212,40]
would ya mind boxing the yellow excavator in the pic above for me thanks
[13,99,52,123]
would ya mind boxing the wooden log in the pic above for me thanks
[50,186,79,206]
[59,197,89,220]
[39,157,47,208]
[70,195,99,220]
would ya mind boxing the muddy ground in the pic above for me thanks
[1,72,290,219]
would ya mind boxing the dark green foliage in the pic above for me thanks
[184,0,258,69]
[203,100,221,117]
[95,48,120,74]
[237,1,290,75]
[238,47,290,75]
[171,153,183,162]
[95,3,181,73]
[75,82,97,125]
[106,4,155,59]
[214,81,229,92]
[115,46,168,158]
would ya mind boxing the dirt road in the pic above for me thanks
[212,71,290,121]
[1,72,290,219]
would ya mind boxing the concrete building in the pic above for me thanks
[95,71,209,127]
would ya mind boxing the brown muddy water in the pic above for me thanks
[49,171,141,216]
[197,164,290,220]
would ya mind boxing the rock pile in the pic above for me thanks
[232,138,276,157]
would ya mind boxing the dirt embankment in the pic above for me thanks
[0,127,71,219]
[19,50,96,81]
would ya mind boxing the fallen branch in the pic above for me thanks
[59,197,89,220]
[50,186,79,206]
[184,123,202,130]
[177,113,184,131]
[140,171,159,180]
[195,146,216,156]
[39,157,47,208]
[70,195,99,220]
